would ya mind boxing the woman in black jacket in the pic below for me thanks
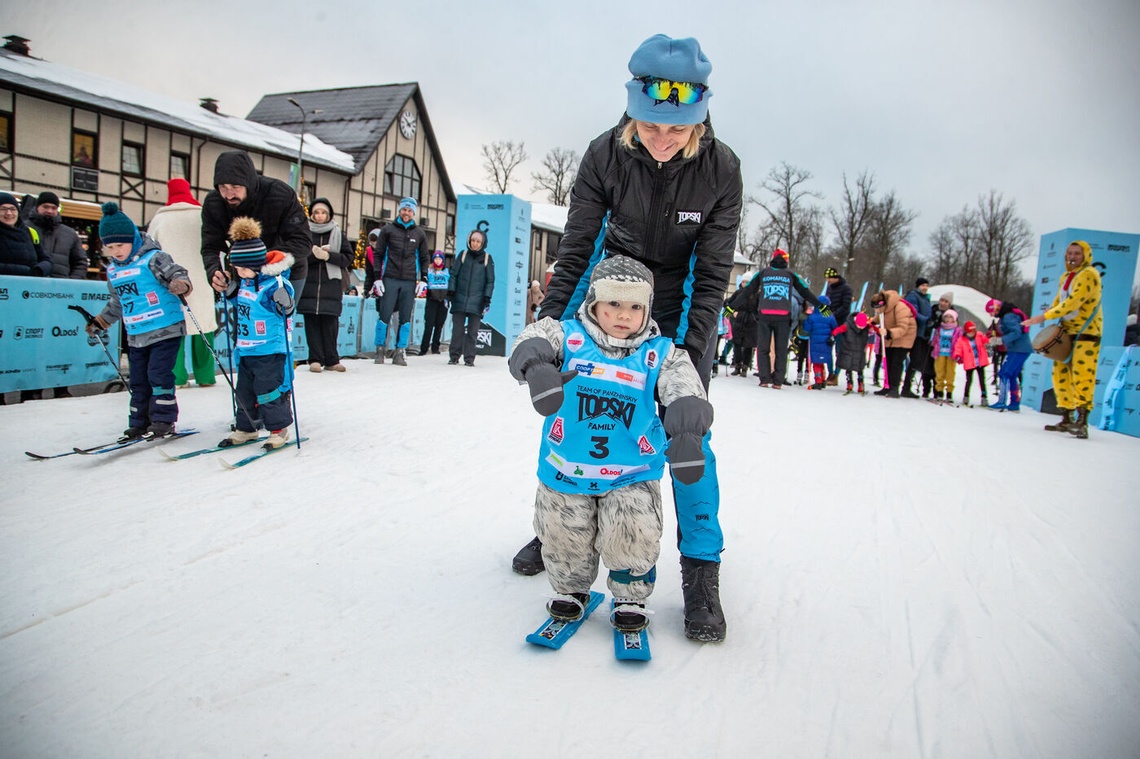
[0,192,51,278]
[446,229,494,366]
[301,198,355,372]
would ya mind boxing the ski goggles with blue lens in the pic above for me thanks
[634,76,708,105]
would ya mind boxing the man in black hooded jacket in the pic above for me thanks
[200,151,311,295]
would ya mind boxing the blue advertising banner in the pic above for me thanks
[456,194,531,356]
[1021,228,1139,422]
[1095,346,1140,437]
[0,275,122,393]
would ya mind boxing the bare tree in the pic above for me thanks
[975,190,1033,296]
[481,140,529,194]
[828,170,876,278]
[863,191,917,285]
[737,205,779,264]
[749,162,823,254]
[531,147,579,206]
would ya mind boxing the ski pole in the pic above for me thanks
[179,295,258,429]
[67,304,128,386]
[221,293,238,426]
[277,278,301,451]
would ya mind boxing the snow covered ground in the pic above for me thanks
[2,353,1139,758]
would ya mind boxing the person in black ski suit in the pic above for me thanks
[446,230,495,366]
[510,34,743,643]
[739,249,824,388]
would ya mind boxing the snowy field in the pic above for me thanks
[2,353,1139,758]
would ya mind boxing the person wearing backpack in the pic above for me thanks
[446,229,494,366]
[985,298,1033,412]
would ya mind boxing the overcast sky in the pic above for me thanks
[6,0,1139,277]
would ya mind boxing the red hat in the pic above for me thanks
[964,321,976,331]
[166,178,200,207]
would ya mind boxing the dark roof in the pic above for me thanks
[247,84,456,202]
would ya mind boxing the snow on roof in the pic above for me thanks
[0,50,355,174]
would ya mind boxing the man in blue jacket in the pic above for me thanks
[902,278,932,397]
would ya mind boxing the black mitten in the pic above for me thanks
[664,396,715,486]
[524,364,578,416]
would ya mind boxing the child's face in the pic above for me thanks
[234,265,256,279]
[104,242,132,261]
[594,300,646,338]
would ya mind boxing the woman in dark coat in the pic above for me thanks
[446,229,494,366]
[0,192,51,277]
[301,197,355,372]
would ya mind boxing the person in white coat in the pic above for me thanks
[147,178,217,387]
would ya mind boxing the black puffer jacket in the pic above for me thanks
[299,198,355,317]
[539,115,743,360]
[368,219,429,285]
[447,246,495,316]
[200,151,311,284]
[29,215,88,279]
[0,219,51,277]
[825,276,853,325]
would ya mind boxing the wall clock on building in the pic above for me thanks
[399,110,417,139]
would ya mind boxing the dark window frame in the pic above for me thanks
[121,141,144,176]
[0,111,12,153]
[72,129,98,168]
[383,154,421,202]
[170,151,190,179]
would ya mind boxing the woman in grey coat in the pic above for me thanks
[446,229,494,366]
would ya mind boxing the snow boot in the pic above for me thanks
[858,381,866,395]
[392,349,407,366]
[826,373,839,387]
[844,382,854,395]
[547,592,590,622]
[265,428,291,449]
[980,394,989,407]
[680,556,726,642]
[309,362,323,373]
[145,421,176,439]
[901,387,919,398]
[512,536,545,575]
[1044,410,1073,432]
[219,429,260,448]
[374,350,385,365]
[1068,408,1090,439]
[118,426,147,444]
[610,600,650,633]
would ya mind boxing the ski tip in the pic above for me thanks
[24,451,49,460]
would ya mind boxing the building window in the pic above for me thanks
[0,112,12,153]
[170,152,190,179]
[122,142,144,176]
[446,214,455,236]
[302,181,316,207]
[72,130,98,168]
[383,154,421,201]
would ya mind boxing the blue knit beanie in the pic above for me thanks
[625,35,713,125]
[398,197,418,212]
[99,202,138,245]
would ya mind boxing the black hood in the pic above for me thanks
[213,151,260,197]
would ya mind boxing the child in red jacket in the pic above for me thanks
[953,321,991,407]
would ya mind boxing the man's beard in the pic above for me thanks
[32,213,59,230]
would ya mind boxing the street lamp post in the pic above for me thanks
[287,98,320,204]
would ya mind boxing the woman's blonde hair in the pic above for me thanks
[620,120,706,160]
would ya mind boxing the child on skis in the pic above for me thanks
[803,296,838,389]
[87,203,192,442]
[217,218,296,450]
[953,321,991,407]
[929,309,961,403]
[832,311,872,394]
[508,256,713,634]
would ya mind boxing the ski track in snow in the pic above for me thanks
[2,354,1139,757]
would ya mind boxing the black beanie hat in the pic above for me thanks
[36,191,61,207]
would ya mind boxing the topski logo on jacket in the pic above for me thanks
[676,210,702,225]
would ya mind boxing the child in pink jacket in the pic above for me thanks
[953,320,991,407]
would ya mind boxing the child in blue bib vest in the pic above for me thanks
[88,203,192,441]
[508,256,714,634]
[217,218,296,450]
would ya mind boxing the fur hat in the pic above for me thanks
[942,309,959,323]
[582,255,654,336]
[99,202,138,245]
[625,35,712,126]
[228,217,267,270]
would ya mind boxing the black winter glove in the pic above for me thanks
[482,297,492,312]
[664,396,714,486]
[819,304,833,318]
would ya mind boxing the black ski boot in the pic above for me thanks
[118,426,146,444]
[145,421,175,439]
[680,556,726,642]
[547,592,590,622]
[611,601,650,633]
[512,536,545,575]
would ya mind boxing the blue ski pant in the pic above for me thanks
[234,353,292,433]
[127,335,181,429]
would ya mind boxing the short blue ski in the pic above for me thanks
[220,437,308,469]
[526,591,605,650]
[612,600,651,661]
[75,429,199,455]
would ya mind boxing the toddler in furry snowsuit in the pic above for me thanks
[508,256,713,634]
